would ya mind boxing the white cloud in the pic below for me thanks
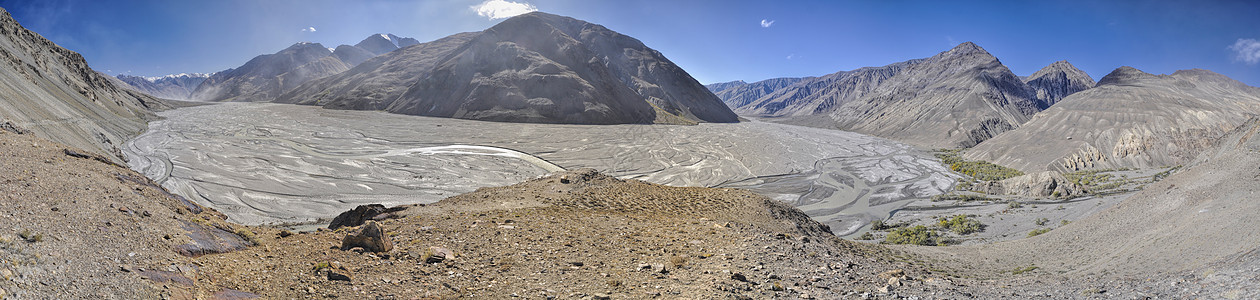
[301,26,317,33]
[760,19,775,28]
[786,54,795,60]
[1229,38,1260,65]
[473,0,537,20]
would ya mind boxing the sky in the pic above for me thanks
[2,0,1258,86]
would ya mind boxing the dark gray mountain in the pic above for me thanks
[190,42,347,102]
[966,66,1260,172]
[718,42,1040,148]
[115,73,208,100]
[331,44,377,66]
[1024,60,1095,106]
[705,80,746,94]
[714,77,809,113]
[278,12,737,125]
[0,7,166,163]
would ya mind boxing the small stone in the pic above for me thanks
[800,294,813,299]
[327,271,351,282]
[878,269,904,280]
[120,265,133,272]
[888,276,901,287]
[277,230,293,238]
[425,246,453,263]
[50,207,59,212]
[1,268,12,280]
[570,262,584,267]
[877,285,891,293]
[770,282,785,291]
[731,273,748,282]
[340,221,393,253]
[592,293,611,300]
[142,210,152,217]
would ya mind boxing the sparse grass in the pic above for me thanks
[1007,201,1023,209]
[1061,220,1071,226]
[669,256,688,269]
[1034,217,1049,226]
[1151,166,1181,182]
[18,229,43,243]
[884,225,940,246]
[934,149,1024,181]
[235,228,260,245]
[938,215,985,235]
[1027,228,1052,237]
[1063,169,1113,186]
[1011,265,1039,275]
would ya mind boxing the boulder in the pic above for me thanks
[340,221,393,253]
[328,204,405,230]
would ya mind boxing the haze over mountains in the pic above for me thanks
[115,73,208,100]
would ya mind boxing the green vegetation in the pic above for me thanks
[1034,217,1049,226]
[1027,228,1052,237]
[934,149,1025,181]
[1011,265,1039,275]
[1063,169,1113,186]
[884,225,941,246]
[938,215,985,235]
[1007,201,1023,209]
[931,193,995,202]
[1061,220,1072,226]
[870,220,905,231]
[857,232,875,240]
[1152,166,1182,182]
[312,262,332,272]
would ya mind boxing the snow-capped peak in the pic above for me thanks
[378,33,401,48]
[142,73,211,82]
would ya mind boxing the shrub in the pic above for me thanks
[1034,217,1049,226]
[235,228,260,245]
[1061,220,1071,226]
[1011,265,1038,275]
[931,193,994,202]
[884,225,940,246]
[938,215,985,235]
[857,232,875,240]
[18,229,42,243]
[1007,201,1023,209]
[312,262,332,272]
[934,150,1025,181]
[871,220,889,230]
[1027,228,1052,237]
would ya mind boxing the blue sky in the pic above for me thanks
[2,0,1258,86]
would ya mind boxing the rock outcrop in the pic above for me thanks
[965,67,1260,172]
[278,12,738,125]
[975,171,1083,198]
[328,204,405,230]
[1024,60,1095,106]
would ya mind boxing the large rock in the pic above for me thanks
[1024,60,1095,106]
[975,171,1083,198]
[328,204,404,230]
[340,221,393,253]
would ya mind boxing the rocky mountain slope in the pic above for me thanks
[1024,60,1094,106]
[921,117,1260,299]
[711,77,806,111]
[719,43,1043,148]
[703,79,746,94]
[278,12,738,125]
[353,33,419,56]
[964,67,1260,172]
[0,7,166,163]
[115,73,208,100]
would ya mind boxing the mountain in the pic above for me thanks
[0,7,166,163]
[331,44,376,66]
[728,42,1041,148]
[114,73,208,100]
[1024,60,1095,106]
[964,67,1260,172]
[190,42,348,102]
[278,12,738,125]
[353,33,419,56]
[712,77,806,111]
[704,80,746,94]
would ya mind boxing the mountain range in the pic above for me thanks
[713,42,1061,148]
[115,73,208,100]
